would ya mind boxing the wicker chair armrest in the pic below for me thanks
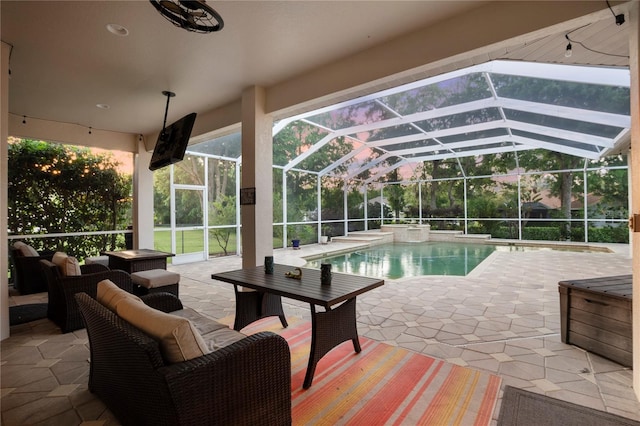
[161,331,291,426]
[60,270,133,298]
[15,253,54,267]
[140,293,184,313]
[39,250,56,259]
[80,263,110,274]
[13,252,56,294]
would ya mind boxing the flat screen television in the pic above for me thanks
[149,112,197,171]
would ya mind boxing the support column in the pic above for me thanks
[241,86,273,268]
[629,1,640,400]
[1,42,10,340]
[133,137,155,250]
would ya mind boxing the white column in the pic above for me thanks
[1,42,11,340]
[133,137,155,250]
[317,176,322,242]
[241,86,273,268]
[629,1,640,400]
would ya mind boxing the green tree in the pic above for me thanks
[385,169,405,222]
[209,194,236,255]
[8,139,132,257]
[517,150,583,238]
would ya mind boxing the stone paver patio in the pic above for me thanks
[3,240,640,424]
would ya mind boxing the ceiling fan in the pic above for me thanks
[149,0,224,33]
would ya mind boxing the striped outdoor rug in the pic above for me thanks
[236,317,502,426]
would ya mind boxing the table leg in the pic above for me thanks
[232,286,288,331]
[303,297,360,389]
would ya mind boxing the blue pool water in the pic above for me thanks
[305,242,497,279]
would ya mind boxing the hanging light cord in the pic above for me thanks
[565,23,629,59]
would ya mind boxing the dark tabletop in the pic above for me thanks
[103,249,175,261]
[212,264,384,308]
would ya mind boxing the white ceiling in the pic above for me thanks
[2,1,488,136]
[1,1,632,140]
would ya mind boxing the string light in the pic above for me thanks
[88,127,92,135]
[563,26,629,59]
[22,115,26,124]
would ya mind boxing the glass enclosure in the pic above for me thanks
[152,60,631,256]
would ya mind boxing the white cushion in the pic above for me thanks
[172,308,232,336]
[51,252,81,276]
[116,297,209,363]
[97,279,141,312]
[200,327,246,352]
[131,269,180,289]
[13,241,38,257]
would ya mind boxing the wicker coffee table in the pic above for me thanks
[212,264,384,388]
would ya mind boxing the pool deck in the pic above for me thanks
[4,239,639,424]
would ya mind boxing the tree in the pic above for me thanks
[385,169,404,222]
[516,150,583,238]
[8,139,132,257]
[209,194,236,255]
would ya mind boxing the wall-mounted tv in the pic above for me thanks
[149,112,197,171]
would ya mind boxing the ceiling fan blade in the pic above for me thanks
[159,1,182,14]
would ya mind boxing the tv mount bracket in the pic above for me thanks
[161,90,176,138]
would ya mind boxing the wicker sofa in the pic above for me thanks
[75,284,291,426]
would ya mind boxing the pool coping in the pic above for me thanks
[292,238,622,281]
[301,238,616,263]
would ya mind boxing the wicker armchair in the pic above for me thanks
[10,247,55,294]
[40,259,134,333]
[75,292,292,426]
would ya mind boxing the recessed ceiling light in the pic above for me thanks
[106,23,129,36]
[96,103,110,110]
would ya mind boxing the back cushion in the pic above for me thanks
[116,298,209,364]
[13,241,39,257]
[97,279,141,312]
[52,252,81,276]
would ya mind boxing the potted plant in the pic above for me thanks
[291,238,301,249]
[320,225,331,244]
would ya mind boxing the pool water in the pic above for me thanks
[305,242,497,279]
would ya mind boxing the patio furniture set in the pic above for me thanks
[10,243,179,332]
[10,240,386,423]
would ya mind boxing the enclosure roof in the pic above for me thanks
[190,60,630,182]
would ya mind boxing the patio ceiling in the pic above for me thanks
[191,60,631,184]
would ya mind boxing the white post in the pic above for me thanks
[317,175,322,242]
[0,42,10,340]
[241,86,273,268]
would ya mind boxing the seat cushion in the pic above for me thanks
[131,269,180,289]
[172,308,233,335]
[200,326,246,352]
[13,241,39,257]
[116,298,209,364]
[171,308,245,352]
[97,279,141,312]
[52,252,81,276]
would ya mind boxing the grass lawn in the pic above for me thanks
[154,228,294,261]
[154,229,238,256]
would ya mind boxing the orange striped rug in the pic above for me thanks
[235,317,501,426]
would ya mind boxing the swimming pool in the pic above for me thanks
[305,242,497,279]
